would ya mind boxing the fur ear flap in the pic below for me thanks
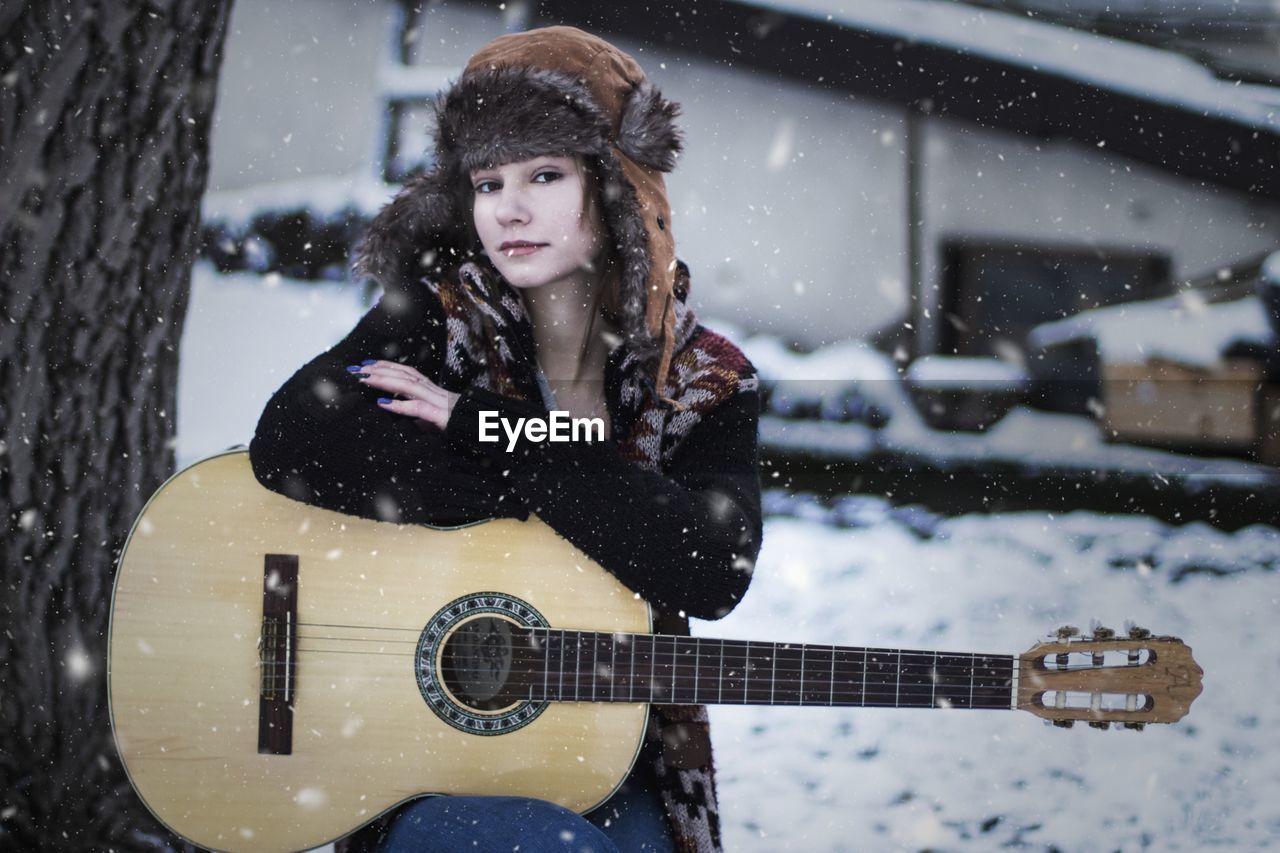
[351,170,464,288]
[616,81,683,172]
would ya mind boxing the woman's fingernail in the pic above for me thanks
[377,397,392,405]
[361,359,376,366]
[353,372,370,379]
[346,365,362,373]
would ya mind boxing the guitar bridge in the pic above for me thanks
[258,553,298,755]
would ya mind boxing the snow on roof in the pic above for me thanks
[1027,289,1277,369]
[732,324,1278,486]
[756,0,1280,132]
[1264,249,1280,287]
[905,355,1029,388]
[202,171,396,225]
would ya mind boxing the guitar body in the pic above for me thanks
[108,450,651,853]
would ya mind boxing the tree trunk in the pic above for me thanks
[0,1,234,848]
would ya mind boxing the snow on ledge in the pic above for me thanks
[1027,292,1276,370]
[758,0,1280,131]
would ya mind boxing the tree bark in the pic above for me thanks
[1,1,234,848]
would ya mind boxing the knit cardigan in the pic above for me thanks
[249,261,762,851]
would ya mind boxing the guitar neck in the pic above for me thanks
[505,628,1016,710]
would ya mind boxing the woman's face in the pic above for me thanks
[470,155,606,291]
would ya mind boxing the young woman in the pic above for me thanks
[250,26,762,852]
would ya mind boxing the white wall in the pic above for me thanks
[208,0,389,190]
[608,36,910,347]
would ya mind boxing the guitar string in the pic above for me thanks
[291,621,1131,660]
[258,655,1023,694]
[290,626,1027,665]
[260,633,1120,703]
[260,641,1027,702]
[271,632,1094,681]
[277,631,1097,677]
[253,676,1019,705]
[258,631,1112,692]
[271,643,1024,680]
[257,650,1018,686]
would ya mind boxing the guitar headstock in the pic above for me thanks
[1016,622,1203,730]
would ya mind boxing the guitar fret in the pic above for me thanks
[930,651,937,708]
[647,635,657,702]
[861,647,868,707]
[897,648,935,708]
[828,645,835,707]
[894,649,901,707]
[799,644,831,705]
[607,633,615,703]
[969,653,975,709]
[558,629,565,702]
[799,644,806,703]
[693,638,700,703]
[769,646,777,706]
[670,637,677,703]
[628,634,636,702]
[717,639,724,705]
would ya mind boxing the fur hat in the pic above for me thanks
[354,25,686,397]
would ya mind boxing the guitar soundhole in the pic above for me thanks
[417,592,546,735]
[442,617,516,711]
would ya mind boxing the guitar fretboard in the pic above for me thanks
[505,628,1015,710]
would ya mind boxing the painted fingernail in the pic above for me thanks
[377,397,392,405]
[353,372,370,379]
[346,365,362,373]
[361,359,376,366]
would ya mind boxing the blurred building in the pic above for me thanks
[207,0,1280,356]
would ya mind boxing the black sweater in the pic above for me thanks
[249,286,762,620]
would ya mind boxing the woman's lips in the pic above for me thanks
[500,242,546,257]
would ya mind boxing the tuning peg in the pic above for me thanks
[1122,722,1146,731]
[1090,622,1116,640]
[1055,625,1081,640]
[1052,719,1074,729]
[1125,621,1151,639]
[1088,721,1110,730]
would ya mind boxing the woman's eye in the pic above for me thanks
[474,180,498,194]
[533,170,561,184]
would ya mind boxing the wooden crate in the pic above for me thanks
[1102,358,1280,463]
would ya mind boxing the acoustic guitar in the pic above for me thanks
[108,450,1203,853]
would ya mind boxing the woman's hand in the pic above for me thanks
[348,360,459,431]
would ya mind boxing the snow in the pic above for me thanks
[201,171,396,228]
[734,331,1279,487]
[704,497,1280,850]
[1263,250,1280,288]
[175,269,1278,850]
[176,264,371,469]
[1027,292,1277,370]
[757,0,1280,131]
[905,355,1030,388]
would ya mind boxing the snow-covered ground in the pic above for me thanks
[178,268,1278,851]
[176,265,369,468]
[709,496,1278,851]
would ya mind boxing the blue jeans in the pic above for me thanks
[378,766,674,852]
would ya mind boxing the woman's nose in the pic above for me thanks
[494,187,530,225]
